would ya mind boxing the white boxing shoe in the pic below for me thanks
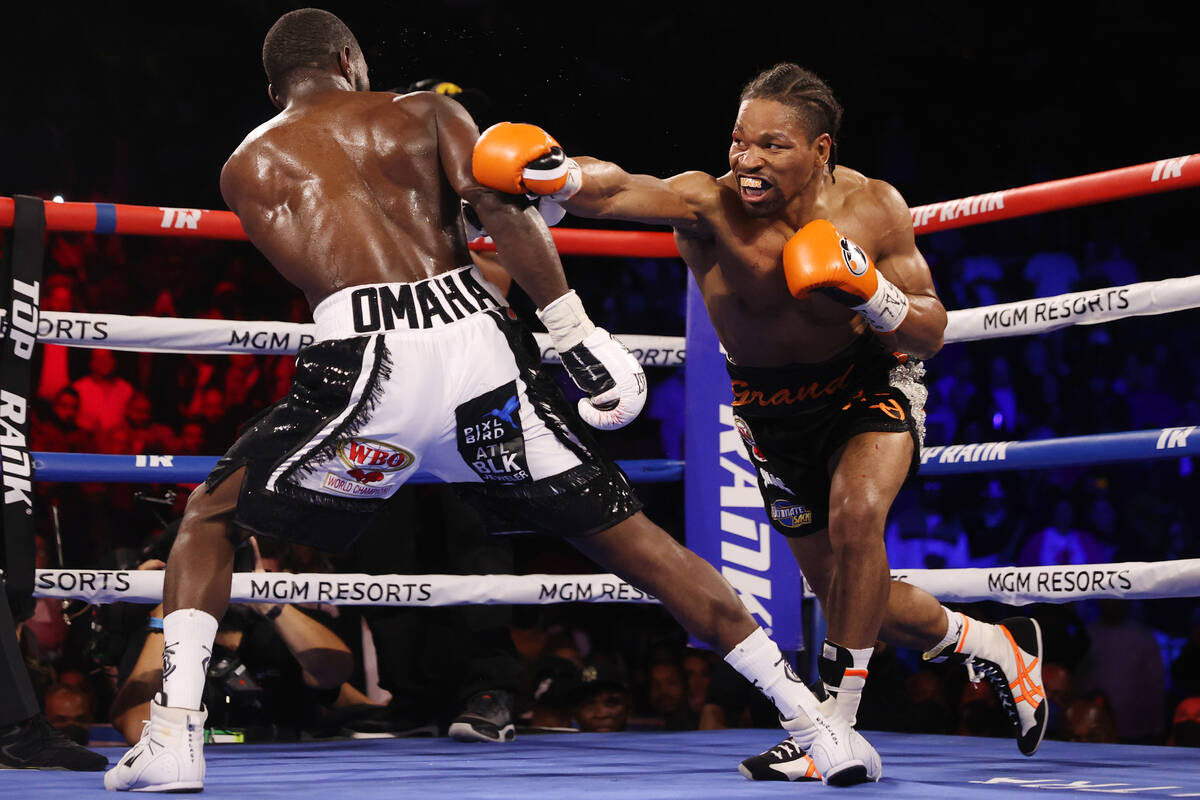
[785,697,881,786]
[930,614,1048,756]
[104,695,206,792]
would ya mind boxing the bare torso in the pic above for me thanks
[679,167,888,366]
[220,91,471,309]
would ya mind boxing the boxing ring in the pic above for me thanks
[6,730,1200,798]
[4,154,1200,796]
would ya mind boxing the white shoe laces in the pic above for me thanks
[962,654,1019,726]
[769,739,804,761]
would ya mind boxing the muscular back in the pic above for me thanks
[221,91,472,309]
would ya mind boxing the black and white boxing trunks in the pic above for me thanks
[206,265,641,550]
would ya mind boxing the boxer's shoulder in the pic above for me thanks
[669,170,726,215]
[819,168,910,239]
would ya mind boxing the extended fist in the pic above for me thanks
[472,122,582,199]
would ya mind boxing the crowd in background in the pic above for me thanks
[15,196,1200,751]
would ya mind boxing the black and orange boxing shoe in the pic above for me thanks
[927,613,1048,756]
[738,737,821,782]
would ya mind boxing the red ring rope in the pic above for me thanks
[2,154,1196,255]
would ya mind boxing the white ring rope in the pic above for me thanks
[29,313,685,366]
[12,275,1200,357]
[943,275,1200,343]
[30,559,1200,607]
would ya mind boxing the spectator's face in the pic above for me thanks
[99,426,132,454]
[575,689,630,732]
[647,663,687,715]
[45,688,91,729]
[89,349,116,378]
[53,391,79,424]
[45,687,92,745]
[1067,700,1117,743]
[202,389,225,421]
[127,395,152,427]
[44,286,74,312]
[1042,663,1073,708]
[181,423,205,452]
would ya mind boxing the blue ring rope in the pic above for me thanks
[29,426,1196,483]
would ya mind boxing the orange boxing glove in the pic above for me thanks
[472,122,582,198]
[783,219,910,333]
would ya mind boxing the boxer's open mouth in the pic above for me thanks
[739,175,773,201]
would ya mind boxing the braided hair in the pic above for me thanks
[740,64,843,178]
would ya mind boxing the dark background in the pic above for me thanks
[6,2,1200,745]
[5,1,1197,214]
[5,1,1198,564]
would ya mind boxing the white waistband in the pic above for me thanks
[312,265,508,341]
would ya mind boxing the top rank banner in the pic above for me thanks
[683,275,804,650]
[1,196,44,619]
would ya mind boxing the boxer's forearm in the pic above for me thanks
[470,191,570,308]
[564,157,700,227]
[880,294,946,360]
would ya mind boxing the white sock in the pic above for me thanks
[724,627,817,721]
[161,609,218,711]
[923,606,965,661]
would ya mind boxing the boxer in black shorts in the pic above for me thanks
[726,331,923,538]
[501,62,1048,779]
[108,11,868,792]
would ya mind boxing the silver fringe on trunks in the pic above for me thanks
[890,358,928,447]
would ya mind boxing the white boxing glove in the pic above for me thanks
[538,291,647,430]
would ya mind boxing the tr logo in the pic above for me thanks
[158,207,202,229]
[1155,426,1195,450]
[135,455,174,467]
[1150,156,1188,182]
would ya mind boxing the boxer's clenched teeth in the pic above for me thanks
[739,175,773,202]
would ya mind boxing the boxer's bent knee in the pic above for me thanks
[827,497,888,553]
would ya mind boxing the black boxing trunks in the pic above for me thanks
[206,265,641,551]
[725,331,927,538]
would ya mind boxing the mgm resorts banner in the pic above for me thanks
[32,569,660,607]
[33,558,1200,606]
[683,276,804,650]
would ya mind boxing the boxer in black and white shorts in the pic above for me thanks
[207,265,641,551]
